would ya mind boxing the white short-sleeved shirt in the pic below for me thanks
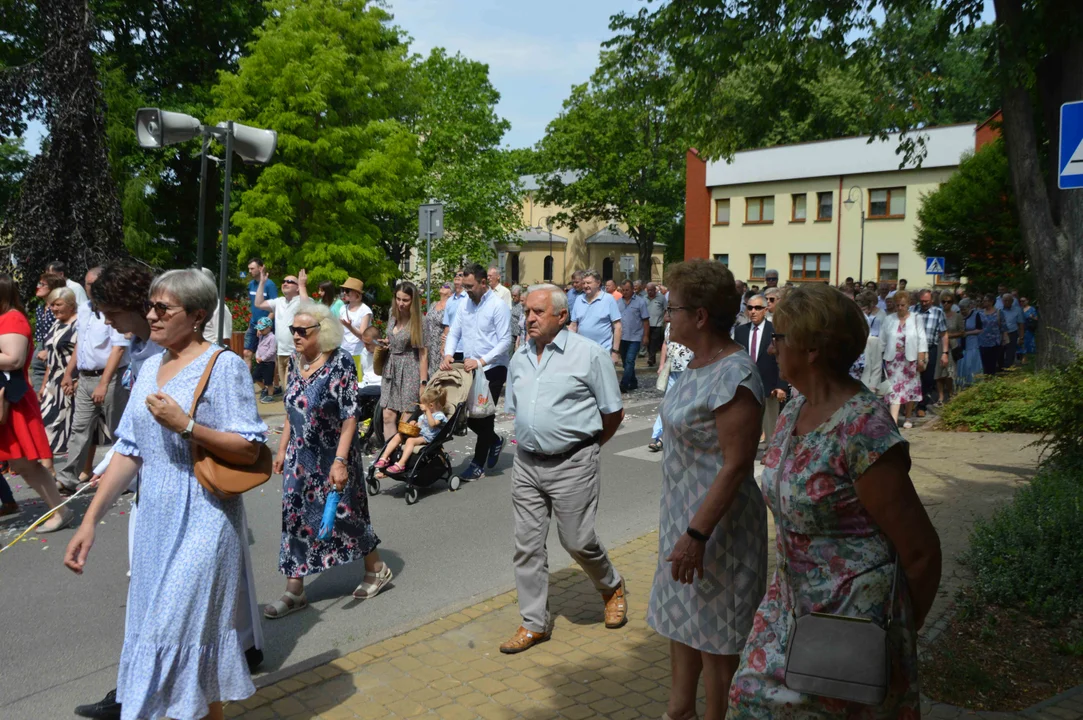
[269,296,302,355]
[339,303,373,356]
[75,302,130,371]
[359,346,381,388]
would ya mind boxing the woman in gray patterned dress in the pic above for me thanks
[378,281,428,443]
[646,259,767,720]
[424,284,451,374]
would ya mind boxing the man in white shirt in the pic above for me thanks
[488,265,513,307]
[47,260,89,306]
[254,269,302,397]
[200,268,233,346]
[442,263,512,481]
[56,267,131,493]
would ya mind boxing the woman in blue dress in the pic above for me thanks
[65,269,266,720]
[1019,296,1038,361]
[955,298,984,388]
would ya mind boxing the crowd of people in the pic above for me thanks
[0,251,1031,720]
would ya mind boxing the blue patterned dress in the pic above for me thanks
[114,347,267,720]
[647,351,768,655]
[279,348,380,577]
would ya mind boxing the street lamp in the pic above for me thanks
[135,108,277,345]
[844,186,866,284]
[534,216,554,282]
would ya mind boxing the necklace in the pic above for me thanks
[692,343,728,368]
[301,352,324,372]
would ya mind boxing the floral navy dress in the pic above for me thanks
[279,348,380,577]
[114,346,266,720]
[729,389,916,719]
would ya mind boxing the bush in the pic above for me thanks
[940,367,1059,433]
[964,452,1083,620]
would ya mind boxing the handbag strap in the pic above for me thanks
[188,349,226,418]
[771,402,900,625]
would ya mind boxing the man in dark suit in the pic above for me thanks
[733,295,788,443]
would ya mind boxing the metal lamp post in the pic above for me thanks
[135,109,277,345]
[844,186,866,284]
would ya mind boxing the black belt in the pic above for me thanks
[520,434,600,463]
[78,366,127,378]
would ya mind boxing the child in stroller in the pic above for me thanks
[373,386,447,475]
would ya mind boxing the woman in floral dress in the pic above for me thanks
[378,281,427,443]
[647,323,694,452]
[267,302,390,618]
[424,284,451,376]
[729,283,942,720]
[39,288,79,461]
[879,290,927,429]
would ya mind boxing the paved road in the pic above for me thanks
[0,384,689,720]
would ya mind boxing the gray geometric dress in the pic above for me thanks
[647,351,768,655]
[113,347,267,720]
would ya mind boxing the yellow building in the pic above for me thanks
[684,124,978,288]
[496,173,664,286]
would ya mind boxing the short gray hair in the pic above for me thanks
[765,268,779,278]
[763,287,780,298]
[150,269,218,330]
[582,268,601,283]
[510,284,522,296]
[527,283,568,315]
[45,287,77,308]
[748,293,767,305]
[294,300,344,352]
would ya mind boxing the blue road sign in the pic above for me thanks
[1059,100,1083,189]
[925,257,946,275]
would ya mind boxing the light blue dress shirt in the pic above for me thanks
[571,292,621,351]
[618,295,650,342]
[1001,303,1025,333]
[443,289,513,367]
[442,289,469,354]
[506,329,623,455]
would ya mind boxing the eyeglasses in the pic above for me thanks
[37,281,48,287]
[664,305,691,315]
[289,324,320,338]
[148,301,184,318]
[746,304,767,311]
[771,333,786,344]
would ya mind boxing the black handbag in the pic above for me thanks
[951,344,965,362]
[774,428,898,705]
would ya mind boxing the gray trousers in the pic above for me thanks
[56,373,129,486]
[511,444,622,633]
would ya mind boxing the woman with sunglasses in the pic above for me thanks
[269,301,390,618]
[65,269,267,720]
[647,259,767,720]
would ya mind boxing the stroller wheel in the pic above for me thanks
[366,477,381,496]
[449,475,461,492]
[405,487,420,505]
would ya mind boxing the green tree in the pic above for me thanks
[612,1,1083,367]
[0,138,30,224]
[211,0,418,288]
[916,139,1032,295]
[538,50,685,282]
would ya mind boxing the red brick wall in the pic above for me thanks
[684,148,711,260]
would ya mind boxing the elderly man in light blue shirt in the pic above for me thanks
[442,263,512,481]
[498,283,626,654]
[1000,293,1025,369]
[569,269,622,359]
[617,280,650,392]
[442,269,469,355]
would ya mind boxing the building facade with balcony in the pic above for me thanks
[683,124,979,288]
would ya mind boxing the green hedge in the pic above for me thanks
[964,453,1083,620]
[939,368,1059,434]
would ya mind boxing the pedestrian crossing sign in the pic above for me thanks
[1059,100,1083,189]
[925,257,946,275]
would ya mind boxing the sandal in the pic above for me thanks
[373,458,389,469]
[353,563,393,599]
[386,464,406,475]
[647,440,662,452]
[264,590,308,619]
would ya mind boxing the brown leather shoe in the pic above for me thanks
[603,580,628,629]
[499,626,551,654]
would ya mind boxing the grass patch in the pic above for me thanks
[939,366,1058,433]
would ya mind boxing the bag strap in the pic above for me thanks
[772,401,899,625]
[188,349,226,418]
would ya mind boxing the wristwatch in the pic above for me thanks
[180,418,196,440]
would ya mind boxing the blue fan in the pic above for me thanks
[317,490,341,540]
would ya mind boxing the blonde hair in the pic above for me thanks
[772,284,869,376]
[295,300,344,352]
[893,290,911,309]
[45,287,77,308]
[421,385,447,410]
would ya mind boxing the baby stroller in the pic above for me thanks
[364,365,473,505]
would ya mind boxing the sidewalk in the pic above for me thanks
[224,428,1076,720]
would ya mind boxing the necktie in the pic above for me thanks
[750,325,759,362]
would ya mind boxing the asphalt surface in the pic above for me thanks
[0,380,685,720]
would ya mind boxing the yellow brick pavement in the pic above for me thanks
[228,431,1042,720]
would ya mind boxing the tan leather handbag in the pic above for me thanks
[189,350,273,499]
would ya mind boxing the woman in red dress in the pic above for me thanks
[0,273,73,532]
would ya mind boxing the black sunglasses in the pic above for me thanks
[282,279,298,285]
[289,324,320,337]
[747,304,767,311]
